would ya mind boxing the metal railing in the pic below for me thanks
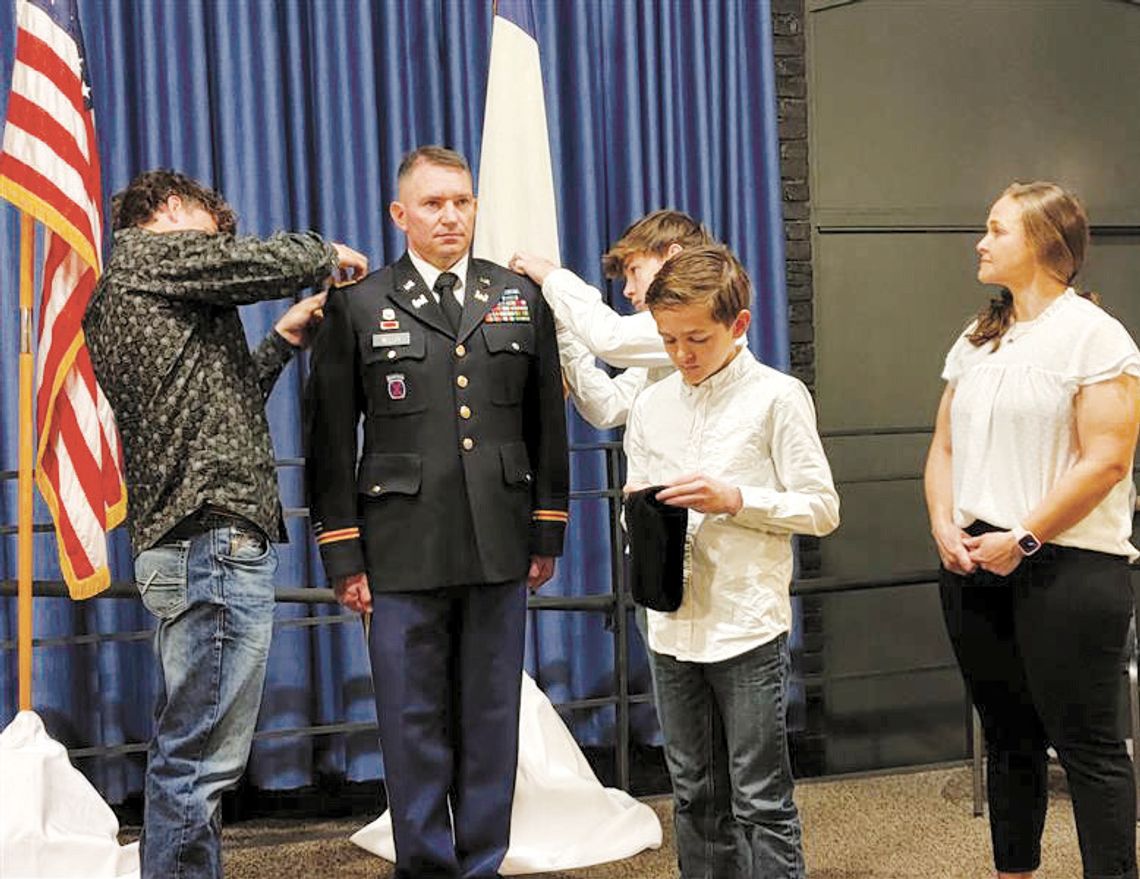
[3,432,1137,799]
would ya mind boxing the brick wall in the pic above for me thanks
[773,0,814,390]
[772,0,826,775]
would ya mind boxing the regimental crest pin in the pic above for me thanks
[386,373,407,401]
[382,308,396,320]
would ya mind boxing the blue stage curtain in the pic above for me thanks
[0,0,785,800]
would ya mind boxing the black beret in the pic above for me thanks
[623,485,687,612]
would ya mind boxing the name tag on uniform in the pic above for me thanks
[372,332,411,348]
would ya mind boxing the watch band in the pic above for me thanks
[1011,526,1042,557]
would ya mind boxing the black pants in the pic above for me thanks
[940,531,1136,879]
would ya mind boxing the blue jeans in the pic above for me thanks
[134,525,278,879]
[651,634,804,879]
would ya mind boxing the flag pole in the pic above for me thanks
[18,210,35,711]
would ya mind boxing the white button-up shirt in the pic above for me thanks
[624,349,840,663]
[409,248,469,306]
[542,268,671,369]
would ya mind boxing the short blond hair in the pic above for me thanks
[396,146,471,185]
[601,210,713,278]
[645,244,751,327]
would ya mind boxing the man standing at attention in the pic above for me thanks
[305,146,569,879]
[83,168,368,879]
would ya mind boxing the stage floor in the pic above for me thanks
[120,765,1095,878]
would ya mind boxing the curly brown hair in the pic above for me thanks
[111,169,237,234]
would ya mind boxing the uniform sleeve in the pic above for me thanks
[557,324,647,429]
[731,380,840,537]
[129,231,338,305]
[304,286,366,580]
[542,268,672,368]
[524,283,571,557]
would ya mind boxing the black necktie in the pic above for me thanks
[434,272,462,332]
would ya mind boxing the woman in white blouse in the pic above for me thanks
[925,181,1140,879]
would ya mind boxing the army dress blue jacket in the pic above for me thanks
[304,252,569,591]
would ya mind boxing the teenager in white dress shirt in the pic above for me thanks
[624,245,839,879]
[925,182,1140,879]
[510,210,711,428]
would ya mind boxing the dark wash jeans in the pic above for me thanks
[940,526,1137,879]
[134,525,277,879]
[651,633,805,879]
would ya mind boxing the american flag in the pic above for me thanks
[0,0,125,599]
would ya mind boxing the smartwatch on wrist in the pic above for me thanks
[1011,526,1042,557]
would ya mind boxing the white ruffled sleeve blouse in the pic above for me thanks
[942,289,1140,560]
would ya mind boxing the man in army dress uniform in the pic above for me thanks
[305,146,569,879]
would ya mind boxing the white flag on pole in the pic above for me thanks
[473,0,561,266]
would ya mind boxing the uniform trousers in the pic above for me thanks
[369,581,527,879]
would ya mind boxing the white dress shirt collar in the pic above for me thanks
[680,344,751,398]
[408,248,469,301]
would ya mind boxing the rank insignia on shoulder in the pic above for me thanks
[386,373,407,400]
[411,294,428,309]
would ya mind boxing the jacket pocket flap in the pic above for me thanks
[356,453,422,497]
[499,442,533,486]
[482,323,535,355]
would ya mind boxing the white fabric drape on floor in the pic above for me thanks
[351,674,662,874]
[0,711,138,878]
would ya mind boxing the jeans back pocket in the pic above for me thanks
[134,542,190,620]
